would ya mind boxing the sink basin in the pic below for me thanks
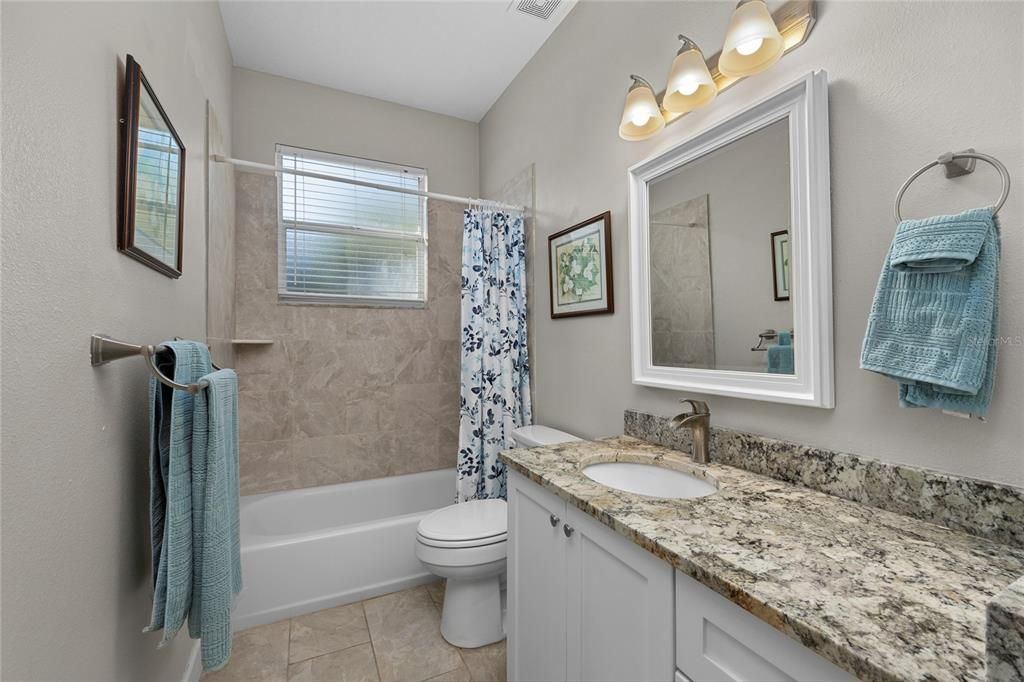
[582,462,717,499]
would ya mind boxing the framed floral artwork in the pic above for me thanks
[548,211,613,318]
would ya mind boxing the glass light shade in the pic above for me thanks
[719,0,784,78]
[663,47,717,114]
[618,78,664,141]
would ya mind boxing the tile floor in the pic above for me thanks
[202,582,506,682]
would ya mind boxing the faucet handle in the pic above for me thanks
[679,399,709,416]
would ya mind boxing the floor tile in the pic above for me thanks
[363,586,464,682]
[425,580,446,607]
[286,643,380,682]
[202,620,290,682]
[459,640,506,682]
[289,601,370,663]
[424,663,472,682]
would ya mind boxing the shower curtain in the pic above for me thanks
[457,204,533,502]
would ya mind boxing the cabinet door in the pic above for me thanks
[507,471,568,682]
[565,505,674,682]
[675,572,855,682]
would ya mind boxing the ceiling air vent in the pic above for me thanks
[511,0,562,21]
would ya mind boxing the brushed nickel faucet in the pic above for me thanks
[669,399,711,464]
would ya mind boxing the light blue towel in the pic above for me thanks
[860,207,1000,415]
[767,331,794,374]
[145,343,241,672]
[189,368,242,671]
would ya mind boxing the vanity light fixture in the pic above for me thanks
[662,36,717,115]
[617,0,816,140]
[618,75,665,141]
[719,0,785,77]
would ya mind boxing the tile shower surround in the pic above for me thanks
[233,172,463,495]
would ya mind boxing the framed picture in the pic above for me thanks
[771,229,790,301]
[118,54,185,278]
[548,211,613,318]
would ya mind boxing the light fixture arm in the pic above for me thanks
[676,35,701,55]
[628,74,656,92]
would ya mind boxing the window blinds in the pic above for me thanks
[277,145,428,305]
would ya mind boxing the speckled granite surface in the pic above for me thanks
[989,577,1024,681]
[499,436,1024,682]
[624,409,1024,548]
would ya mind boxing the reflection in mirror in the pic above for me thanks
[648,118,792,374]
[135,87,182,265]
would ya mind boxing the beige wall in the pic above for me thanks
[232,173,462,494]
[480,1,1024,487]
[232,67,480,197]
[1,1,233,680]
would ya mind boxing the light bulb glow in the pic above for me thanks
[675,76,700,97]
[736,36,764,56]
[630,110,651,127]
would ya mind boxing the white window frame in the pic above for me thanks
[276,144,429,307]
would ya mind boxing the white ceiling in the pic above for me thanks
[219,1,576,122]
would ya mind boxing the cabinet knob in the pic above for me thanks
[563,524,575,538]
[549,514,560,527]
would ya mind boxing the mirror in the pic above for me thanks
[648,118,792,373]
[119,54,185,278]
[629,71,833,407]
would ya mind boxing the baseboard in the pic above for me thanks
[182,640,202,682]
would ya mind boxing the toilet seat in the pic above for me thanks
[417,499,507,545]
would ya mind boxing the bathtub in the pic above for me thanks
[233,468,455,630]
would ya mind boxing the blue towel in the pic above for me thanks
[767,331,794,374]
[145,343,241,672]
[860,207,1000,415]
[189,368,242,671]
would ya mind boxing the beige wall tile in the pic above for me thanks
[234,172,462,494]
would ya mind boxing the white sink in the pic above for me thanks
[582,462,717,499]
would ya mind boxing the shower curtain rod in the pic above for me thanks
[212,155,527,213]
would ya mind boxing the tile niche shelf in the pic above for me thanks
[231,339,274,345]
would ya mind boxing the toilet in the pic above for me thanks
[415,425,581,648]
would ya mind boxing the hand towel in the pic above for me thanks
[188,368,242,672]
[767,331,794,374]
[860,207,1000,415]
[145,342,213,644]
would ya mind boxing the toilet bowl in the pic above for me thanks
[415,425,580,648]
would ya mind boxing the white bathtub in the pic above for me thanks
[233,468,455,630]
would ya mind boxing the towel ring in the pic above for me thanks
[893,151,1011,222]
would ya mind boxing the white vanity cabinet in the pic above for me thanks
[675,572,855,682]
[507,471,674,682]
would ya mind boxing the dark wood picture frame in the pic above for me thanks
[770,229,790,301]
[118,54,185,278]
[548,211,614,319]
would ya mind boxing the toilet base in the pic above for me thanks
[440,574,505,648]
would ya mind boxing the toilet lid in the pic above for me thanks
[417,499,507,543]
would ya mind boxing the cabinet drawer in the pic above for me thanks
[675,572,854,682]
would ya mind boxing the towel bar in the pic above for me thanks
[751,329,795,352]
[90,334,220,394]
[893,149,1011,222]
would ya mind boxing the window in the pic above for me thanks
[277,145,428,306]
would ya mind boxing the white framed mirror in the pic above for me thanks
[628,70,833,408]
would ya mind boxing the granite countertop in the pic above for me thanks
[499,436,1024,682]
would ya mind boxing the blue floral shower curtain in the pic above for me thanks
[457,204,532,502]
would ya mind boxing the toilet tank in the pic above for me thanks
[509,425,581,448]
